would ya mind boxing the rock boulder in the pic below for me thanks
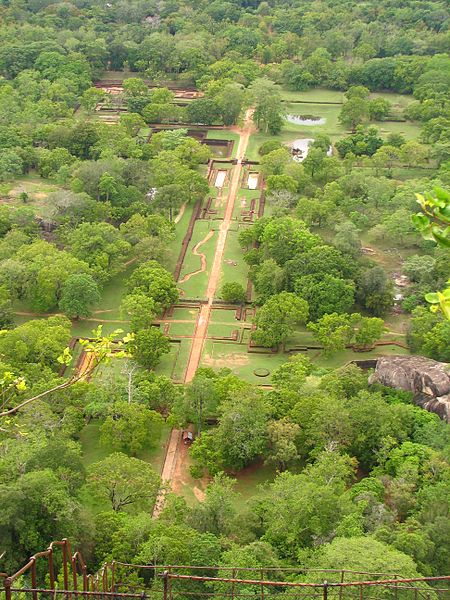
[369,355,450,422]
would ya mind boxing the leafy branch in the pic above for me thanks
[0,327,133,419]
[412,187,450,320]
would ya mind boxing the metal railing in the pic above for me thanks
[1,540,449,600]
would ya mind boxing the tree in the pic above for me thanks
[339,97,369,131]
[0,316,71,369]
[0,470,82,573]
[294,274,355,321]
[216,391,269,471]
[307,313,353,354]
[253,292,309,348]
[119,113,146,137]
[308,537,423,580]
[0,284,13,329]
[216,83,245,126]
[187,98,220,125]
[100,401,163,455]
[121,293,158,332]
[88,452,161,512]
[260,148,291,177]
[250,78,285,134]
[253,259,285,302]
[334,221,361,257]
[129,327,171,369]
[0,149,23,181]
[357,266,393,316]
[266,174,297,194]
[403,255,436,284]
[271,354,313,393]
[296,197,335,228]
[259,452,356,557]
[221,282,246,304]
[98,172,119,201]
[353,316,385,349]
[422,321,450,362]
[37,147,76,178]
[68,222,131,282]
[127,260,179,309]
[266,418,300,471]
[81,87,104,112]
[369,97,391,121]
[59,273,101,319]
[189,473,237,535]
[261,217,320,265]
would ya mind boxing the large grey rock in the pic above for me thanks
[369,355,450,422]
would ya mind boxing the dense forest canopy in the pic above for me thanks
[0,0,449,593]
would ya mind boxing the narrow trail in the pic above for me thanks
[178,229,215,284]
[184,109,254,383]
[174,202,187,224]
[152,428,182,518]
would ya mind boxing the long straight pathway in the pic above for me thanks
[183,110,254,383]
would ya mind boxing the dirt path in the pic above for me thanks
[184,109,254,384]
[152,428,182,518]
[178,229,215,284]
[174,202,187,224]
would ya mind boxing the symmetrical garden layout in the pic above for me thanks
[29,87,415,389]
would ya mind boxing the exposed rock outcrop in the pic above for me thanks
[369,355,450,422]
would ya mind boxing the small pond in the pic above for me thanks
[285,114,326,125]
[247,173,259,190]
[208,144,229,158]
[215,170,227,188]
[288,139,333,162]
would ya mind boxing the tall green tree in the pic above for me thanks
[88,452,161,512]
[59,273,101,319]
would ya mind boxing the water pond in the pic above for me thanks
[285,114,326,125]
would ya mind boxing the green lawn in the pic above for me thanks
[201,339,287,384]
[153,338,192,381]
[0,173,62,213]
[210,308,241,323]
[277,87,344,104]
[166,321,196,337]
[178,219,217,299]
[283,102,344,137]
[164,201,196,275]
[171,307,199,320]
[217,230,249,296]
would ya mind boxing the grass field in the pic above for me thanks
[154,338,192,381]
[178,219,217,299]
[0,173,61,212]
[217,229,249,295]
[247,87,421,159]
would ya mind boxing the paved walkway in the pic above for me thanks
[183,110,254,383]
[152,428,182,518]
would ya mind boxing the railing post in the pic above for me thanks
[162,570,169,600]
[31,558,38,600]
[3,577,12,600]
[260,568,264,600]
[323,581,328,600]
[231,568,236,600]
[338,571,344,600]
[62,540,70,593]
[394,574,398,600]
[110,561,116,596]
[48,548,55,591]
